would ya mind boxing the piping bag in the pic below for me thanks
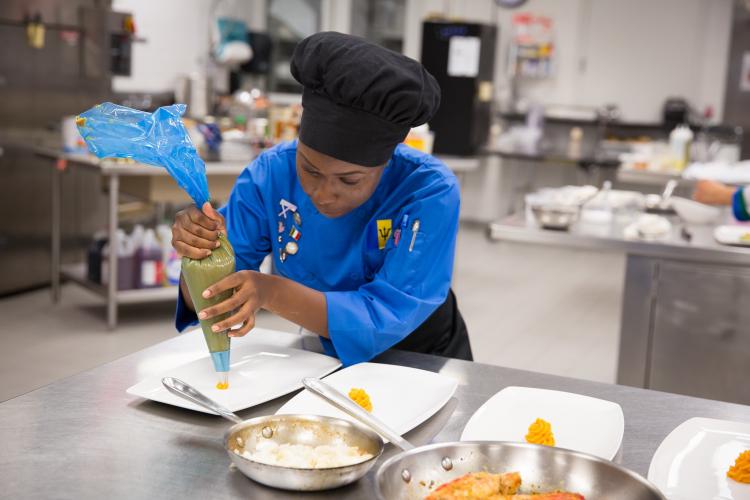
[76,103,234,389]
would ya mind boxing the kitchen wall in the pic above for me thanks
[112,0,735,124]
[111,0,266,94]
[0,0,113,128]
[404,0,734,123]
[111,0,350,95]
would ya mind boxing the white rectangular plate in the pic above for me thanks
[126,343,341,414]
[276,363,458,437]
[460,386,624,460]
[714,225,750,246]
[648,417,750,500]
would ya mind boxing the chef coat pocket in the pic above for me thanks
[362,247,387,281]
[388,230,429,295]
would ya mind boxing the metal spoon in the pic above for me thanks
[162,377,242,423]
[660,179,678,209]
[302,377,415,452]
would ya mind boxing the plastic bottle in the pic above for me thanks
[130,224,145,246]
[101,229,136,290]
[157,224,181,286]
[669,125,694,171]
[87,230,108,284]
[135,228,163,288]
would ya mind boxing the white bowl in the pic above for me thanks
[670,197,721,225]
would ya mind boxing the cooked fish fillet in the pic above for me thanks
[425,472,521,499]
[489,494,585,500]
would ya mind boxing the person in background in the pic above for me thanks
[170,32,472,367]
[693,180,750,220]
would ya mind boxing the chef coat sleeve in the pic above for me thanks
[321,173,460,366]
[733,187,750,221]
[175,155,273,332]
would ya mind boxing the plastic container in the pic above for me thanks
[87,231,108,284]
[135,228,163,288]
[669,125,694,171]
[157,224,181,286]
[101,229,136,290]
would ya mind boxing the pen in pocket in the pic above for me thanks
[409,220,420,252]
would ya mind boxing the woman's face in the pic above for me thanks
[296,141,386,218]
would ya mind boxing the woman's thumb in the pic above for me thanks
[202,202,225,229]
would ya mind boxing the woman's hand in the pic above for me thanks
[172,202,225,259]
[693,180,735,206]
[198,270,269,337]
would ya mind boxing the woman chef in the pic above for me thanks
[172,32,472,366]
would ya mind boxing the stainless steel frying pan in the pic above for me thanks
[301,378,666,500]
[161,377,383,491]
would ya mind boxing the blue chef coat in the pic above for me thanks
[176,140,460,366]
[733,187,750,221]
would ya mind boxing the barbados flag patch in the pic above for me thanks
[366,219,393,250]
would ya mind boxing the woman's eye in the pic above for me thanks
[306,169,321,178]
[340,178,359,186]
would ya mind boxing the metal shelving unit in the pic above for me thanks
[40,149,249,329]
[60,263,179,304]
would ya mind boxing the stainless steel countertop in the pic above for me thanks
[489,212,750,265]
[3,328,750,499]
[34,147,251,176]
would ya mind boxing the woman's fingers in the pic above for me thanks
[200,291,246,321]
[229,314,256,338]
[211,302,253,334]
[200,272,260,320]
[172,239,211,260]
[196,271,262,336]
[171,206,221,259]
[202,271,245,299]
[173,224,219,250]
[186,222,220,242]
[188,204,220,231]
[201,202,226,232]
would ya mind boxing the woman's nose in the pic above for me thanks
[313,180,338,207]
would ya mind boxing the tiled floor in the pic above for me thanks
[453,226,623,382]
[0,224,624,402]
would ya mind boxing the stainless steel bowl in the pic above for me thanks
[375,441,666,500]
[224,414,384,491]
[161,377,384,492]
[530,204,581,230]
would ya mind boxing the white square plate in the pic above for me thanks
[648,417,750,500]
[460,386,624,460]
[714,225,750,247]
[126,343,341,414]
[276,363,458,436]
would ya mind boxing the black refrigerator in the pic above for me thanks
[420,20,497,156]
[722,2,750,160]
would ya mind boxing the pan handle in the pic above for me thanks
[302,377,415,452]
[162,377,243,424]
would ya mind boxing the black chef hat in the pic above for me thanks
[291,32,441,167]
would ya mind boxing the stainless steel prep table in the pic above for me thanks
[3,328,750,499]
[489,214,750,405]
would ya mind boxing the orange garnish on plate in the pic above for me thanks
[728,450,750,483]
[348,388,372,412]
[525,418,555,446]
